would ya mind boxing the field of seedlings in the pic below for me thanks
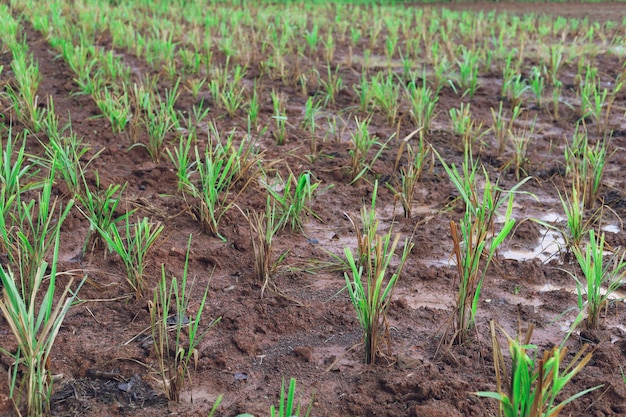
[2,0,626,416]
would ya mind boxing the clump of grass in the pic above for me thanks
[349,117,389,183]
[388,130,430,219]
[0,228,85,417]
[149,235,220,402]
[570,230,626,330]
[270,378,313,417]
[77,172,132,254]
[247,196,288,297]
[476,321,600,416]
[263,170,321,232]
[437,145,526,344]
[563,123,610,210]
[100,216,164,298]
[344,182,413,363]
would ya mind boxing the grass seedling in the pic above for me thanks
[149,236,220,402]
[349,117,389,183]
[248,84,261,130]
[77,172,132,254]
[476,322,600,416]
[555,178,592,251]
[370,71,400,124]
[186,78,206,100]
[437,145,525,344]
[301,97,322,160]
[0,126,39,212]
[95,87,131,134]
[166,132,196,193]
[456,46,480,98]
[270,378,312,417]
[344,182,413,363]
[247,196,287,297]
[40,129,99,198]
[491,102,523,155]
[505,74,529,109]
[354,71,372,113]
[220,83,245,118]
[135,98,176,162]
[0,227,85,417]
[570,230,626,330]
[529,66,545,108]
[388,132,429,218]
[4,48,45,132]
[264,170,321,232]
[271,90,288,145]
[189,146,238,240]
[551,80,563,121]
[449,103,473,137]
[405,77,438,138]
[318,65,343,107]
[7,169,73,300]
[100,216,164,298]
[564,123,610,209]
[508,119,535,181]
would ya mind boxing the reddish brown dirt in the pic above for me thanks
[1,2,626,417]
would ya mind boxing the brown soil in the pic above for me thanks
[1,2,626,417]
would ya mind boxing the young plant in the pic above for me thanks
[504,74,529,109]
[100,217,164,298]
[185,77,206,100]
[6,169,73,300]
[247,196,287,297]
[0,228,85,417]
[344,182,413,363]
[349,117,388,183]
[388,133,429,218]
[264,171,321,232]
[220,82,245,117]
[40,128,98,197]
[476,322,600,416]
[508,119,535,181]
[529,66,545,108]
[270,378,312,417]
[564,123,610,209]
[271,90,288,145]
[491,101,523,155]
[456,47,480,98]
[556,179,590,251]
[149,236,220,402]
[247,85,261,130]
[94,86,131,134]
[449,103,473,137]
[551,80,563,121]
[318,65,343,107]
[571,230,626,329]
[135,99,176,162]
[189,146,239,240]
[77,172,132,254]
[166,132,197,193]
[4,48,45,132]
[405,77,438,138]
[437,145,525,344]
[0,127,40,215]
[301,97,322,161]
[370,71,400,124]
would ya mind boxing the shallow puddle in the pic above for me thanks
[533,282,626,301]
[502,228,565,263]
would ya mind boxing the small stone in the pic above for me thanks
[293,346,312,362]
[169,247,186,259]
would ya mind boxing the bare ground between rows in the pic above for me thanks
[1,2,626,417]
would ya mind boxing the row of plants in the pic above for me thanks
[1,0,625,416]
